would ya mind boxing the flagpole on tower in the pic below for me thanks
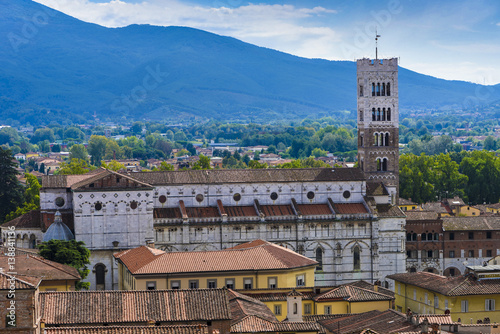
[375,30,381,60]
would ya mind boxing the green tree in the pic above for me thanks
[0,147,24,224]
[69,144,89,161]
[248,160,268,169]
[0,127,20,145]
[31,128,55,144]
[159,161,175,171]
[38,240,91,290]
[4,173,41,222]
[460,151,500,204]
[101,160,126,171]
[58,159,94,175]
[88,135,108,165]
[192,155,211,170]
[64,127,85,142]
[484,136,497,151]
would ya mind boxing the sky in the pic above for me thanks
[34,0,500,85]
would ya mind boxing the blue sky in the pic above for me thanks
[35,0,500,84]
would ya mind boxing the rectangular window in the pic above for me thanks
[244,278,253,290]
[225,278,235,289]
[487,231,492,239]
[425,293,428,305]
[445,300,448,309]
[207,279,217,289]
[468,250,474,257]
[189,280,199,289]
[486,299,496,311]
[268,277,277,289]
[304,303,312,314]
[434,296,439,308]
[171,281,180,289]
[449,232,454,240]
[324,306,331,315]
[469,232,474,240]
[449,250,455,258]
[397,306,402,312]
[487,250,493,257]
[146,281,156,290]
[274,305,282,315]
[398,284,401,295]
[461,300,469,312]
[413,289,416,301]
[296,274,305,287]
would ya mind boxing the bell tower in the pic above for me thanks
[357,57,399,201]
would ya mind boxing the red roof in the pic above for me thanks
[332,203,368,214]
[296,204,333,215]
[225,206,258,217]
[260,205,294,216]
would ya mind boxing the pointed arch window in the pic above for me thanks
[353,246,361,270]
[95,263,106,290]
[316,248,323,271]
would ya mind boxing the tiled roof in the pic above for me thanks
[0,255,80,281]
[314,285,393,302]
[366,182,388,196]
[347,281,394,299]
[228,289,277,324]
[317,310,418,334]
[43,325,208,334]
[443,216,500,231]
[186,206,219,218]
[225,206,258,217]
[421,202,448,214]
[2,209,41,228]
[120,168,365,186]
[42,169,106,188]
[413,314,454,325]
[153,208,182,219]
[332,203,368,214]
[0,272,41,290]
[231,316,321,333]
[39,289,231,325]
[388,272,500,296]
[260,205,295,216]
[376,204,405,217]
[405,211,440,221]
[398,198,417,205]
[296,204,332,215]
[114,240,317,275]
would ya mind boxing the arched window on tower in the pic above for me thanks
[387,108,391,121]
[95,263,106,290]
[376,83,381,96]
[359,85,364,97]
[377,108,381,121]
[385,133,390,146]
[360,135,364,147]
[353,246,361,270]
[382,158,388,171]
[412,233,417,241]
[359,110,364,121]
[387,83,391,96]
[372,108,376,121]
[372,83,375,96]
[382,83,386,96]
[376,158,382,171]
[316,248,323,271]
[374,133,379,146]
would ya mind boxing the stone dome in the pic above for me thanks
[43,211,75,242]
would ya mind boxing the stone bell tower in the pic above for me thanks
[357,57,399,201]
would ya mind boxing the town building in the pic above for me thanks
[388,268,500,323]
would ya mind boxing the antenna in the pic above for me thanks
[375,30,381,60]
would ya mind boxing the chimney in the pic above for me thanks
[146,239,155,248]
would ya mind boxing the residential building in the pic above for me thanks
[113,240,317,291]
[398,198,421,212]
[389,269,500,323]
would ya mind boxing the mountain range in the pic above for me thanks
[1,0,499,124]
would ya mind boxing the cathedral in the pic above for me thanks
[2,57,405,291]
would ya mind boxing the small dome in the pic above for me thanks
[43,211,75,242]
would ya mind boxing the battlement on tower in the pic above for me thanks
[357,58,398,72]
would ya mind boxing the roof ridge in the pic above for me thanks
[28,255,80,279]
[0,272,40,288]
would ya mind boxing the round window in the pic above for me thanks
[233,193,241,202]
[270,192,278,201]
[196,194,204,202]
[130,201,138,210]
[95,202,102,211]
[159,195,167,204]
[55,197,65,207]
[343,190,351,199]
[307,191,315,200]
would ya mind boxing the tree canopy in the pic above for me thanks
[0,147,24,224]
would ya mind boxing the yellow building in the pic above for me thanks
[239,281,394,321]
[0,254,80,291]
[389,269,500,323]
[114,239,317,292]
[398,198,421,212]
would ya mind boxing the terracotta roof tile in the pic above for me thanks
[115,241,317,275]
[398,198,417,205]
[225,206,258,217]
[228,289,277,324]
[0,272,41,289]
[0,255,80,281]
[332,203,368,214]
[405,211,439,221]
[443,216,500,231]
[366,182,388,196]
[120,168,365,186]
[260,205,295,216]
[43,325,208,334]
[314,285,393,302]
[413,314,454,325]
[296,204,333,215]
[2,209,41,228]
[231,316,321,333]
[39,289,231,325]
[153,208,182,219]
[185,206,220,218]
[376,204,405,217]
[242,291,316,302]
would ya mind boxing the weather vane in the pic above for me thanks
[375,30,381,60]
